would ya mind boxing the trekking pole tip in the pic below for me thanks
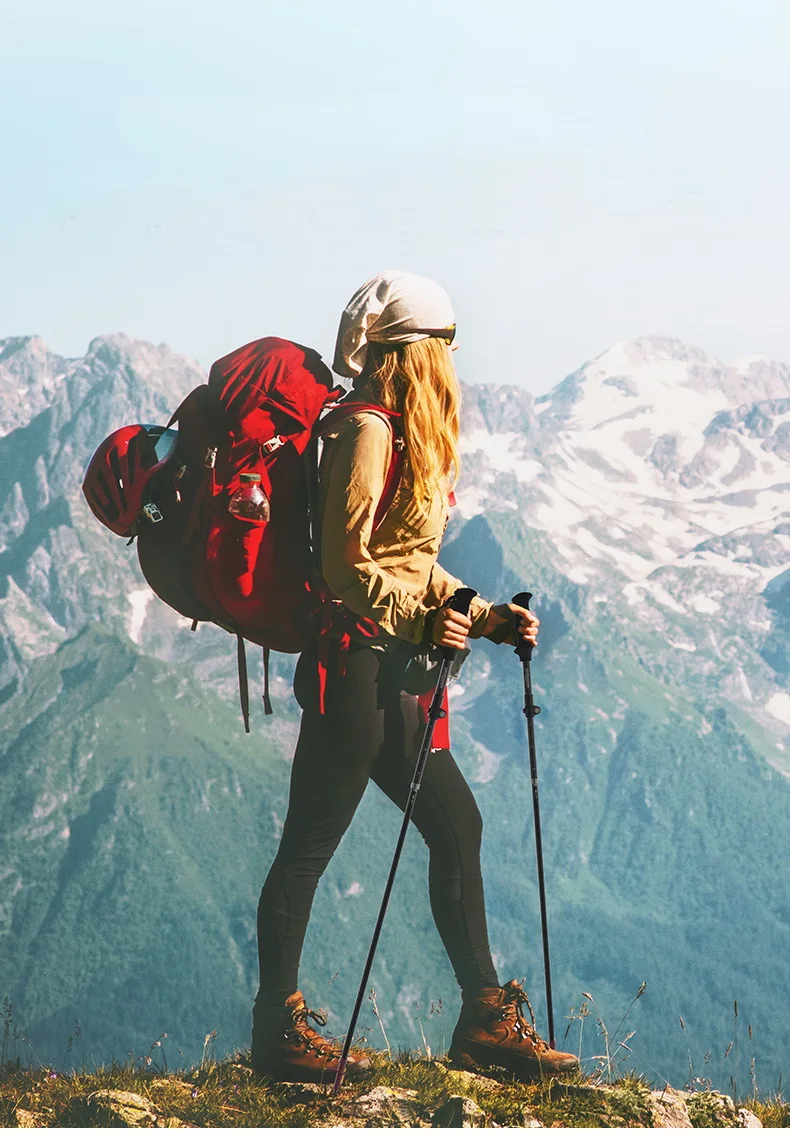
[331,1056,347,1095]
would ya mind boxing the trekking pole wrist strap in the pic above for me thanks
[486,603,516,645]
[422,608,439,646]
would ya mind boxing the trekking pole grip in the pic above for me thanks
[511,591,534,662]
[442,587,478,660]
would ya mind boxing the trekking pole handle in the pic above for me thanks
[511,591,534,663]
[441,587,478,660]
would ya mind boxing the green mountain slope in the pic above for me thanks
[0,626,462,1069]
[4,595,789,1093]
[1,626,284,1064]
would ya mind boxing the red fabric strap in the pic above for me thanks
[417,686,451,750]
[317,398,403,533]
[315,596,382,713]
[373,442,404,531]
[313,594,452,747]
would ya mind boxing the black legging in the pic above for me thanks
[256,640,499,1003]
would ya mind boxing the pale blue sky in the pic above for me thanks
[2,0,789,392]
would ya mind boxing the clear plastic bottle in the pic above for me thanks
[228,472,270,524]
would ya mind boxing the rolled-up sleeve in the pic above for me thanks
[320,413,492,643]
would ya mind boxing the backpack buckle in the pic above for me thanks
[141,502,164,524]
[204,447,218,468]
[173,464,188,503]
[261,435,284,454]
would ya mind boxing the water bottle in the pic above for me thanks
[228,473,270,524]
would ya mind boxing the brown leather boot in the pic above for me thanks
[448,979,579,1080]
[250,990,372,1084]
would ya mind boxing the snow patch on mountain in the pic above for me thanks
[128,589,153,644]
[765,693,790,726]
[455,430,542,517]
[689,596,721,614]
[459,430,542,483]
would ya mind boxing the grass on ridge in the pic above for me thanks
[2,1048,789,1128]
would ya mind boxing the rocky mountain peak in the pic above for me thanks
[83,332,200,379]
[600,335,716,368]
[732,355,790,402]
[460,381,535,435]
[0,336,67,438]
[75,334,205,411]
[0,334,49,365]
[536,337,790,427]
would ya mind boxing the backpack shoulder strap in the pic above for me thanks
[314,400,404,531]
[373,423,404,530]
[315,399,401,438]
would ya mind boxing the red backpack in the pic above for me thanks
[125,337,402,728]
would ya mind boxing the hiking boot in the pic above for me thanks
[250,990,372,1084]
[448,979,579,1080]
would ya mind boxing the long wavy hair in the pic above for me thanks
[355,338,461,515]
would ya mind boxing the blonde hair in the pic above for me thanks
[356,338,461,515]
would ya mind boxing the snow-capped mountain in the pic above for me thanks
[1,329,788,757]
[459,337,790,579]
[458,337,790,767]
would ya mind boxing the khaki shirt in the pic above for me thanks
[319,411,493,645]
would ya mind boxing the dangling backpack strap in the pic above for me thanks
[262,647,273,716]
[236,635,251,734]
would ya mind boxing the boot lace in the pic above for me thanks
[499,980,548,1052]
[287,1001,336,1056]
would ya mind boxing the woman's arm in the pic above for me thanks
[320,413,534,649]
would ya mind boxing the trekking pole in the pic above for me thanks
[511,590,556,1049]
[332,587,478,1094]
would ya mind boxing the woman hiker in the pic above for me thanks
[251,270,579,1083]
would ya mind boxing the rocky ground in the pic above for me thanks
[0,1053,785,1128]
